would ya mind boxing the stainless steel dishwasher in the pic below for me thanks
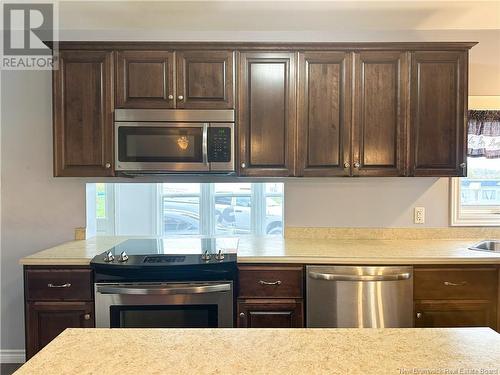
[306,265,413,328]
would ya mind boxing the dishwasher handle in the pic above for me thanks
[308,271,411,282]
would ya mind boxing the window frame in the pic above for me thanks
[450,177,500,226]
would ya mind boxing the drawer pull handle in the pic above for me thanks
[47,283,71,288]
[259,280,282,286]
[443,281,467,287]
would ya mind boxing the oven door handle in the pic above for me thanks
[96,283,231,295]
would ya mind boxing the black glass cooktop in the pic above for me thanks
[91,238,238,282]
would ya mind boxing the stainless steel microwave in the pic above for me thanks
[115,109,235,174]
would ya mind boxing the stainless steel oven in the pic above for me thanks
[115,109,235,173]
[95,281,233,328]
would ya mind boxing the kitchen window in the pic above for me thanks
[451,109,500,226]
[93,183,284,236]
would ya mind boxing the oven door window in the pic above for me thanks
[109,305,218,328]
[118,126,204,163]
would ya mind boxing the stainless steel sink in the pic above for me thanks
[469,240,500,252]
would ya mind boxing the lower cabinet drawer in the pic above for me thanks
[25,268,93,301]
[238,266,303,298]
[414,267,497,300]
[237,299,304,328]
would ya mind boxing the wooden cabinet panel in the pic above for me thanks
[415,300,496,329]
[297,51,351,176]
[26,269,93,301]
[353,51,408,176]
[414,267,497,300]
[238,266,303,298]
[116,51,174,108]
[26,301,94,359]
[237,299,303,328]
[53,50,114,177]
[238,52,296,176]
[176,50,234,109]
[409,51,467,176]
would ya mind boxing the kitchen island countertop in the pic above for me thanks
[15,327,500,374]
[19,235,500,265]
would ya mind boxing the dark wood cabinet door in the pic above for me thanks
[116,51,174,108]
[26,301,94,359]
[53,50,114,177]
[415,300,496,329]
[409,51,467,176]
[353,51,408,176]
[237,299,303,328]
[297,51,351,176]
[238,52,296,176]
[176,50,234,109]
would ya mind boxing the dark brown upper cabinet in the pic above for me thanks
[53,50,114,177]
[352,51,408,176]
[116,51,174,108]
[297,51,352,177]
[409,51,467,177]
[238,52,296,177]
[176,50,234,109]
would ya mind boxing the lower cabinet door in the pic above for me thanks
[414,300,497,329]
[26,301,94,359]
[237,299,303,328]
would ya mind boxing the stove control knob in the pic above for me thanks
[201,250,211,261]
[119,251,129,263]
[215,249,225,261]
[103,251,115,263]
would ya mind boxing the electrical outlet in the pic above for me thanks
[414,207,425,224]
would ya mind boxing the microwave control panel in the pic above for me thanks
[208,127,231,162]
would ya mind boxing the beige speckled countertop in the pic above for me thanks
[19,235,500,265]
[15,328,500,374]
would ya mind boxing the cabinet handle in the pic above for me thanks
[258,280,282,286]
[177,95,184,100]
[416,312,422,319]
[444,281,467,287]
[84,314,91,321]
[47,283,71,288]
[459,163,466,168]
[239,312,246,319]
[241,162,246,169]
[105,162,111,169]
[343,162,350,168]
[354,162,360,168]
[168,94,174,100]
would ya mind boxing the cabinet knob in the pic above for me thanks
[239,312,246,319]
[84,314,91,320]
[344,162,350,168]
[177,95,184,100]
[459,162,466,168]
[105,162,111,169]
[168,94,174,100]
[241,162,246,169]
[416,312,422,319]
[354,162,361,168]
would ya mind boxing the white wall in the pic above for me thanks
[1,70,86,355]
[285,178,449,227]
[1,0,499,356]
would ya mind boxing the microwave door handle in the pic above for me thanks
[202,123,209,167]
[96,283,231,295]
